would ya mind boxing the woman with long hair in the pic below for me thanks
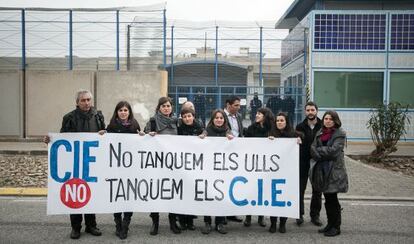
[99,101,141,240]
[310,110,348,237]
[268,112,301,234]
[144,97,181,235]
[200,109,233,235]
[243,107,275,228]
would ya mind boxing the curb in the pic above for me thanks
[0,187,47,196]
[0,150,47,155]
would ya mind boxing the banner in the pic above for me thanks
[47,133,299,218]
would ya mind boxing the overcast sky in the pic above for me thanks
[2,0,294,21]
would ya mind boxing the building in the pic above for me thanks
[276,0,414,140]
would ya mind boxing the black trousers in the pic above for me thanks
[324,192,341,228]
[114,212,133,221]
[150,212,177,223]
[299,175,322,218]
[70,214,97,230]
[204,216,225,225]
[270,216,287,224]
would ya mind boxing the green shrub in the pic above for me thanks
[367,102,411,162]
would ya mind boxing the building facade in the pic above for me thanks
[276,0,414,140]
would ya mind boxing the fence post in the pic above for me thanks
[259,26,263,87]
[163,9,167,68]
[171,25,174,84]
[215,26,219,86]
[116,10,120,71]
[127,24,130,70]
[21,9,26,70]
[69,10,73,70]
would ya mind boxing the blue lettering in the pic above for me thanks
[73,141,80,178]
[50,140,72,183]
[82,141,99,182]
[271,179,286,207]
[257,179,263,206]
[229,176,248,206]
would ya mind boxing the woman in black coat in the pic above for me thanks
[177,107,204,231]
[100,101,141,240]
[310,110,348,237]
[243,107,275,228]
[268,112,301,234]
[200,109,233,235]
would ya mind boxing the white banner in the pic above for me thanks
[47,133,299,218]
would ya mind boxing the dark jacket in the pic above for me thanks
[205,125,231,137]
[295,117,322,178]
[177,119,204,136]
[224,111,244,137]
[309,128,348,193]
[60,107,105,133]
[245,123,270,138]
[106,119,140,134]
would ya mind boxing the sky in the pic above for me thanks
[2,0,295,22]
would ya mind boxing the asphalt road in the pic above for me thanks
[0,197,413,244]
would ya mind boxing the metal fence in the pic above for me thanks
[168,85,305,126]
[0,6,307,125]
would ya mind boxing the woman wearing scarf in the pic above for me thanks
[144,97,181,235]
[200,109,233,235]
[310,110,348,237]
[243,108,275,229]
[100,101,141,240]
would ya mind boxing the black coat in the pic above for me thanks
[177,119,204,136]
[205,125,230,137]
[295,117,322,178]
[106,119,140,134]
[245,123,270,138]
[60,107,105,133]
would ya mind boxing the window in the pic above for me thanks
[390,14,414,50]
[390,72,414,108]
[314,71,383,108]
[314,14,386,50]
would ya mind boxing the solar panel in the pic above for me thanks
[314,14,387,50]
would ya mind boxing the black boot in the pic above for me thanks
[201,222,212,234]
[150,213,159,236]
[279,217,287,233]
[114,216,122,237]
[119,218,130,240]
[325,204,342,237]
[244,215,251,227]
[70,228,81,239]
[187,217,196,231]
[169,214,181,234]
[269,217,277,233]
[178,216,187,231]
[258,215,266,227]
[319,202,333,233]
[296,215,304,226]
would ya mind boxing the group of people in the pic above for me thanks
[45,89,348,240]
[250,92,296,125]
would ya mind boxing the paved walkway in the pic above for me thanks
[1,141,413,200]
